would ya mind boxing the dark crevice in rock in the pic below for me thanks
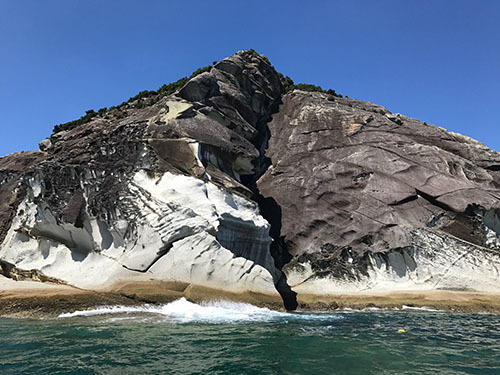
[255,196,290,269]
[252,193,297,310]
[388,193,418,206]
[416,189,456,212]
[240,98,298,310]
[123,243,173,273]
[485,165,500,171]
[175,52,301,309]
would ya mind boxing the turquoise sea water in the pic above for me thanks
[0,298,499,375]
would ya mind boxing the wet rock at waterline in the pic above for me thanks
[1,50,500,310]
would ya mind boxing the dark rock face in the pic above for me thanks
[0,151,46,244]
[0,259,65,284]
[0,50,289,302]
[1,50,500,306]
[257,91,500,285]
[0,50,283,248]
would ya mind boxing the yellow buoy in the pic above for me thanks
[398,329,406,333]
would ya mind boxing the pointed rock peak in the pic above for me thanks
[177,50,283,141]
[216,49,274,70]
[179,49,282,102]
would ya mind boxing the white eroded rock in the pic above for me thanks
[0,170,280,295]
[284,228,500,295]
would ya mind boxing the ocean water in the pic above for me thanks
[0,298,499,375]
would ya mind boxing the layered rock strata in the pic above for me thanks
[0,50,286,304]
[1,50,499,310]
[257,91,500,297]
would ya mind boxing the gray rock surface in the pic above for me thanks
[1,50,500,309]
[0,50,287,302]
[257,90,500,292]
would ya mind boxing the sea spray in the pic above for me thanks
[58,297,342,323]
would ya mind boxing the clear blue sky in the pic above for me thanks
[1,0,499,156]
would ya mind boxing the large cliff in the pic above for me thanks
[258,91,500,299]
[1,50,499,309]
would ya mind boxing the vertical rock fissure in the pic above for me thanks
[241,99,298,311]
[176,49,298,309]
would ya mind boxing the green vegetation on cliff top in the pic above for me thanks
[52,50,341,135]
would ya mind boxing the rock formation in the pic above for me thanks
[1,50,499,309]
[258,91,500,297]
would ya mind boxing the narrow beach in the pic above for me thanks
[2,276,500,317]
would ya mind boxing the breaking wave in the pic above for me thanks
[401,305,441,312]
[58,297,342,323]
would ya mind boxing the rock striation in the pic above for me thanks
[258,91,500,297]
[1,50,499,310]
[0,50,285,304]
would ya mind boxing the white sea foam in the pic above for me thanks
[59,298,343,323]
[401,305,441,312]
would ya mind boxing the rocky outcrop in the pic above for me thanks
[1,50,499,310]
[0,50,286,303]
[257,91,500,296]
[0,259,65,284]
